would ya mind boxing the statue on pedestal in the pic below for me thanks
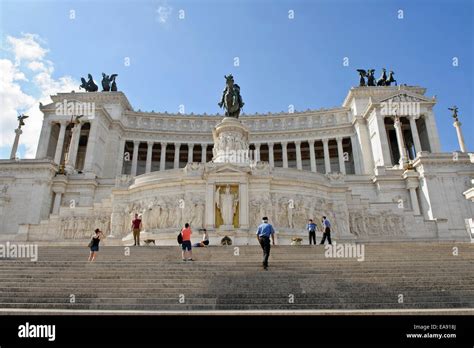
[215,185,238,226]
[448,106,459,122]
[10,114,28,159]
[218,74,244,118]
[101,73,118,92]
[80,74,98,92]
[356,69,396,86]
[17,114,28,129]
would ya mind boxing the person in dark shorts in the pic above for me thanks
[256,216,275,270]
[306,219,318,245]
[320,216,332,245]
[193,229,209,247]
[88,228,104,262]
[180,223,194,261]
[131,213,142,246]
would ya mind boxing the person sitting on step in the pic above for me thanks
[193,229,209,247]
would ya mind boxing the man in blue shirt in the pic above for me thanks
[320,216,332,245]
[256,216,275,270]
[306,219,318,245]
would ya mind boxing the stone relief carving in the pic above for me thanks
[109,193,206,234]
[115,175,134,188]
[250,162,270,175]
[184,162,204,175]
[326,172,345,182]
[248,193,335,231]
[60,214,111,239]
[349,210,405,237]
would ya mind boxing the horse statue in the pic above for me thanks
[101,73,118,91]
[366,69,376,86]
[377,68,387,86]
[80,74,98,92]
[356,69,367,86]
[386,71,397,86]
[218,74,244,118]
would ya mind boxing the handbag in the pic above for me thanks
[87,238,94,248]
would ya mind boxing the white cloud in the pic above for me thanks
[27,59,54,74]
[6,33,49,64]
[0,59,36,152]
[0,33,78,158]
[156,5,172,23]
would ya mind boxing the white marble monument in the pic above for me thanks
[0,85,473,245]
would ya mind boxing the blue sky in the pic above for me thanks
[0,0,472,158]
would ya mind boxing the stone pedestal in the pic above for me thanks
[212,117,250,164]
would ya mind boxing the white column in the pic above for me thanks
[65,122,82,170]
[424,110,441,152]
[201,144,207,163]
[295,141,302,170]
[160,142,167,171]
[205,183,215,229]
[393,116,408,166]
[131,140,139,176]
[255,144,261,162]
[408,116,422,155]
[268,143,274,167]
[174,143,181,169]
[309,140,316,172]
[337,137,346,174]
[323,138,331,174]
[10,128,22,159]
[146,141,153,173]
[83,119,99,172]
[282,142,288,168]
[350,135,362,175]
[36,120,52,159]
[409,187,421,215]
[354,117,374,174]
[188,144,194,163]
[52,191,62,215]
[453,121,467,153]
[54,121,67,164]
[116,138,126,176]
[239,183,249,229]
[377,115,392,166]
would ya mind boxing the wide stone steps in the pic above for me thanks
[0,243,472,312]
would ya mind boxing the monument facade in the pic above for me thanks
[0,78,473,244]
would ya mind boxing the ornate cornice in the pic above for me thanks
[342,85,428,107]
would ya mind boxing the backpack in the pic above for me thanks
[177,232,183,244]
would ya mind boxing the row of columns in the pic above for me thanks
[393,115,423,166]
[271,138,347,174]
[122,137,350,176]
[125,141,209,176]
[381,115,423,167]
[42,120,96,173]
